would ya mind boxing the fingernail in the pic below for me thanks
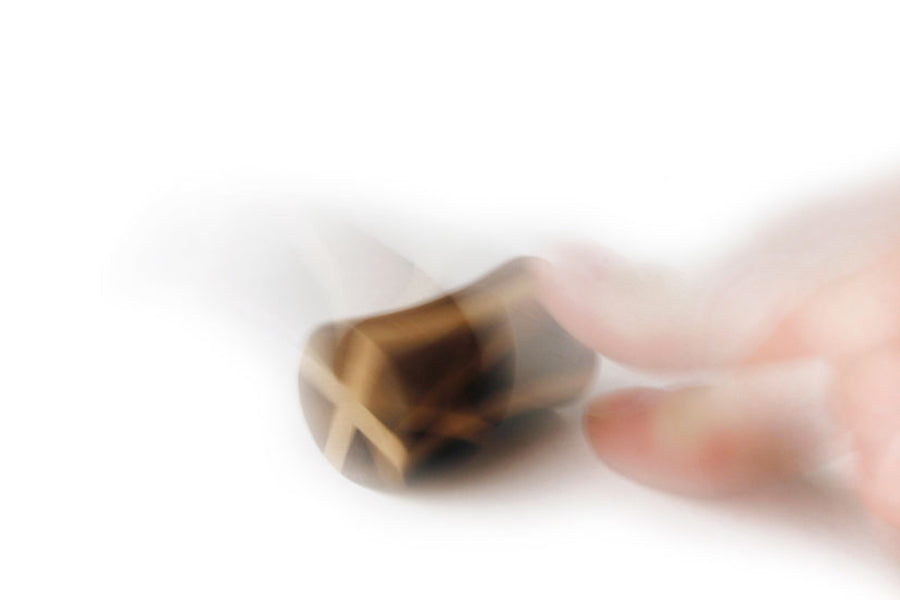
[652,388,719,453]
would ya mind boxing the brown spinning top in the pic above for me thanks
[299,257,597,488]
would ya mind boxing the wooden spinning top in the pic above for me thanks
[299,257,598,488]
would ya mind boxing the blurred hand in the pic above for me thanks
[534,178,900,530]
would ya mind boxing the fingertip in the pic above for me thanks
[531,247,619,356]
[583,388,660,455]
[582,384,808,497]
[582,387,730,496]
[533,248,708,369]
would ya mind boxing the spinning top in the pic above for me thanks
[299,257,598,488]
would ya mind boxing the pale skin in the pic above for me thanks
[533,178,900,531]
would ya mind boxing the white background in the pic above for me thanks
[3,1,900,598]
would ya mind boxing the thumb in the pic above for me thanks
[583,361,836,496]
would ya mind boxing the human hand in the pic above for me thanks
[534,178,900,531]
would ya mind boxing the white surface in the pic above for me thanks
[3,1,900,597]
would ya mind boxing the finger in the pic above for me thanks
[535,178,900,371]
[747,250,900,364]
[532,245,723,369]
[583,361,834,496]
[536,243,900,370]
